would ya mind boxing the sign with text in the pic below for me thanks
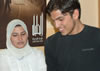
[0,0,46,49]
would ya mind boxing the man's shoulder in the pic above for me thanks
[83,25,100,36]
[85,25,100,40]
[44,32,61,47]
[86,25,100,32]
[47,32,61,41]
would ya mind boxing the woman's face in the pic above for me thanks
[10,26,28,48]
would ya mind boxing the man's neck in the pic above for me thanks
[69,20,85,35]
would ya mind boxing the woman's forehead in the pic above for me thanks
[13,26,25,31]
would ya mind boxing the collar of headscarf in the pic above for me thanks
[6,19,33,59]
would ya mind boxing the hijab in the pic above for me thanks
[6,19,33,59]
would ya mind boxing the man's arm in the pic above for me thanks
[44,39,57,71]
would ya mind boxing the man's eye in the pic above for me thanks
[59,18,63,21]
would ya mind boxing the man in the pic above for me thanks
[44,0,100,71]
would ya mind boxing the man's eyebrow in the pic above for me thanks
[55,16,64,20]
[54,13,68,21]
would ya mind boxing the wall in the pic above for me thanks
[79,0,99,27]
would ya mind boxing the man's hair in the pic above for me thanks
[46,0,81,19]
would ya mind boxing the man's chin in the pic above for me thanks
[61,32,68,36]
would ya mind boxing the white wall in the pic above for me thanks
[80,0,99,27]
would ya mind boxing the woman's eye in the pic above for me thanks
[21,32,26,35]
[12,34,17,37]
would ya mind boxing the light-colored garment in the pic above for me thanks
[0,48,46,71]
[0,19,46,71]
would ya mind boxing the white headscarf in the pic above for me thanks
[6,19,33,59]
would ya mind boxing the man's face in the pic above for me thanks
[50,10,76,36]
[10,26,28,48]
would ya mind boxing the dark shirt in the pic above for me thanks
[45,25,100,71]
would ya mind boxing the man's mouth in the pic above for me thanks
[59,28,64,32]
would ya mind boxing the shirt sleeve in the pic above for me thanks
[44,39,57,71]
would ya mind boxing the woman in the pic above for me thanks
[0,19,46,71]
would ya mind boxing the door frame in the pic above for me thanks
[99,0,100,27]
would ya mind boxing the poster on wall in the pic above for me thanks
[0,0,46,49]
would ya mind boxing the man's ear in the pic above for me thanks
[72,9,79,19]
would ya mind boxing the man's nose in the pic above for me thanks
[54,21,61,28]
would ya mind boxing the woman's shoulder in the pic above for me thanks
[32,47,43,53]
[31,47,44,56]
[0,49,7,55]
